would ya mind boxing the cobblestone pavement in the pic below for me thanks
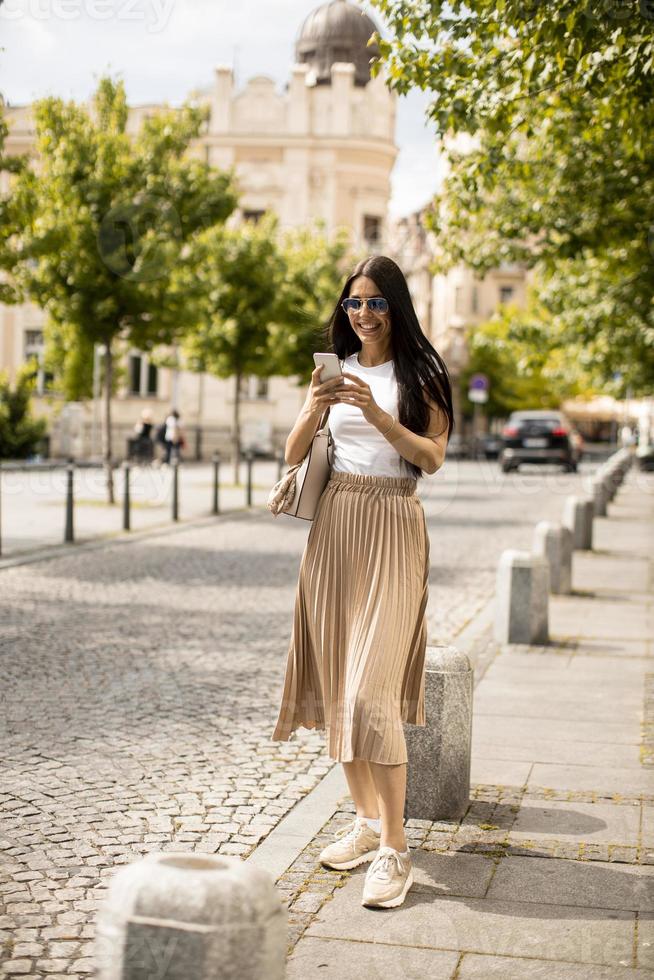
[0,459,603,976]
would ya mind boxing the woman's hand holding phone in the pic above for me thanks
[309,364,347,414]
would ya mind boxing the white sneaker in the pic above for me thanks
[361,845,414,908]
[318,816,381,870]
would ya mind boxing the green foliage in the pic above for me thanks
[369,0,654,392]
[0,108,28,306]
[272,222,352,384]
[461,289,597,418]
[9,76,238,397]
[180,216,352,384]
[180,212,288,378]
[0,365,47,460]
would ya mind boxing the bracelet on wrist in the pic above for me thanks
[380,413,396,436]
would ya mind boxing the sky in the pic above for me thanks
[0,0,445,218]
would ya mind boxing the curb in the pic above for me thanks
[0,504,261,571]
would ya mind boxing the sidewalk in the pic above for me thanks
[264,467,654,977]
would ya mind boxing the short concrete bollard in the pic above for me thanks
[405,645,473,822]
[95,852,286,980]
[562,495,594,550]
[591,477,608,517]
[494,549,549,644]
[533,521,572,595]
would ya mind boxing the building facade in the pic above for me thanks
[0,0,398,459]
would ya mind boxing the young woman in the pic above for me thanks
[271,254,454,909]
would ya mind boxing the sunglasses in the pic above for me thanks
[341,297,389,315]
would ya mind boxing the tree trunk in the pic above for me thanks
[103,342,115,504]
[233,371,241,486]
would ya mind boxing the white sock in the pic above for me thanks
[361,815,381,834]
[399,848,409,857]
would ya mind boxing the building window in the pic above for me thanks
[363,214,382,248]
[243,209,266,224]
[471,286,479,315]
[23,329,53,394]
[147,362,158,396]
[499,285,515,305]
[454,286,464,315]
[238,375,269,400]
[128,353,158,397]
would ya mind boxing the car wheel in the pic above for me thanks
[501,462,516,473]
[563,461,577,473]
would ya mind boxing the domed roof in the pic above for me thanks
[295,0,381,87]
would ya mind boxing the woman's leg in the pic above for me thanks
[342,759,380,820]
[368,761,407,852]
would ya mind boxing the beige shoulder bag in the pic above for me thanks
[267,406,334,521]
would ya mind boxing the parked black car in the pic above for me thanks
[500,410,583,473]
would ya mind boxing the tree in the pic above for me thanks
[271,221,352,381]
[0,105,27,306]
[369,0,654,392]
[9,77,237,500]
[180,213,288,484]
[180,216,351,483]
[0,364,47,460]
[460,290,598,421]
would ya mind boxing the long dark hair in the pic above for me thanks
[324,254,455,481]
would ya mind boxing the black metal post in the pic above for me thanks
[246,451,253,507]
[122,462,131,531]
[195,425,202,462]
[172,459,179,521]
[211,451,220,515]
[64,460,74,543]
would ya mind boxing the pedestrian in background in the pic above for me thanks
[271,254,454,909]
[132,409,154,463]
[162,409,185,465]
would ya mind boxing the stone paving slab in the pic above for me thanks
[471,715,643,746]
[472,737,643,769]
[571,553,650,593]
[507,798,642,847]
[455,953,654,979]
[487,854,654,911]
[303,883,637,969]
[527,764,654,799]
[286,936,460,980]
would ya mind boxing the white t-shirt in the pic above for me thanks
[328,352,413,478]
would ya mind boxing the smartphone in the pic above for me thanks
[313,352,343,381]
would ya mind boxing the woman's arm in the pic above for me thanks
[285,367,345,466]
[285,389,325,466]
[375,390,448,476]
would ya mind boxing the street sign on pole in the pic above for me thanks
[468,373,489,404]
[468,389,488,403]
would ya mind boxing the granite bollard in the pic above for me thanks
[405,645,473,822]
[494,549,549,644]
[533,521,572,595]
[562,495,594,550]
[95,852,286,980]
[591,477,608,517]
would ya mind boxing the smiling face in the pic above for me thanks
[346,275,393,358]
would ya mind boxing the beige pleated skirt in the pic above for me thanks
[271,470,430,765]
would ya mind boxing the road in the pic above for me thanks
[0,457,604,976]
